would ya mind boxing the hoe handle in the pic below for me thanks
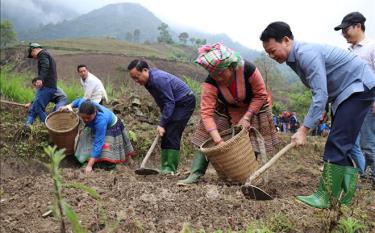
[0,99,25,107]
[246,143,295,184]
[140,134,160,168]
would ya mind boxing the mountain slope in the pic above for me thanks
[18,3,162,42]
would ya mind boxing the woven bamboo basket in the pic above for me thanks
[200,126,258,184]
[45,111,80,155]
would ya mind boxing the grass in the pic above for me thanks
[38,38,192,61]
[57,80,83,102]
[0,66,34,103]
[0,64,84,103]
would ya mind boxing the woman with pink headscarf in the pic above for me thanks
[178,43,279,185]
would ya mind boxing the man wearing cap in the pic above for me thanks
[335,12,375,188]
[25,43,58,128]
[260,21,375,209]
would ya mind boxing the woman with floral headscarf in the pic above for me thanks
[178,43,279,185]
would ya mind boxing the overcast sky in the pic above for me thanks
[30,0,375,51]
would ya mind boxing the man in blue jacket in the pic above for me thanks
[127,60,196,174]
[260,21,375,209]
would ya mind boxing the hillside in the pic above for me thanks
[18,3,162,43]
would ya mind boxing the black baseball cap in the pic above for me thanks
[27,42,42,58]
[334,12,366,31]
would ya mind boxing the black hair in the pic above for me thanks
[127,59,149,72]
[78,100,96,115]
[77,64,88,72]
[31,78,38,84]
[260,21,294,43]
[358,22,366,32]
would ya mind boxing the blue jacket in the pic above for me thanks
[72,98,116,158]
[145,68,192,127]
[286,41,375,129]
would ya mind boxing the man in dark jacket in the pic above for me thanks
[127,59,196,174]
[25,43,58,127]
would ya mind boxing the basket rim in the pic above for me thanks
[199,126,245,153]
[45,111,80,133]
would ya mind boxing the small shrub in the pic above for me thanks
[336,217,366,233]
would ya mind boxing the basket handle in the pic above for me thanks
[248,127,268,182]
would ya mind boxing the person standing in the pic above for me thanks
[77,64,108,104]
[260,21,375,209]
[127,60,196,174]
[25,43,58,129]
[335,12,375,187]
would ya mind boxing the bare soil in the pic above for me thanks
[1,103,374,233]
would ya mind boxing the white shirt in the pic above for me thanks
[80,72,108,103]
[349,37,375,73]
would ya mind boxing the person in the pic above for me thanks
[24,43,59,129]
[127,60,196,174]
[25,78,67,113]
[60,98,135,174]
[177,42,279,185]
[289,112,298,133]
[77,64,108,104]
[335,12,375,187]
[260,21,375,209]
[280,111,290,133]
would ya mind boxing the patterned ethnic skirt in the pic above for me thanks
[75,119,135,164]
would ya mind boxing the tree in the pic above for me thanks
[0,20,16,48]
[178,32,189,45]
[125,32,133,42]
[189,37,196,46]
[157,23,173,44]
[253,52,278,88]
[133,29,140,43]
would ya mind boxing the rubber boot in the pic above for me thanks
[177,151,209,185]
[296,162,346,209]
[339,166,358,206]
[160,149,180,174]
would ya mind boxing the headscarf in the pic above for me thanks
[195,42,242,73]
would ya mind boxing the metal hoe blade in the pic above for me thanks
[135,134,160,176]
[241,143,295,200]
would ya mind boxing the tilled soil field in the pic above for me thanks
[1,103,374,233]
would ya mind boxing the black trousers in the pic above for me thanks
[161,94,196,150]
[324,87,375,166]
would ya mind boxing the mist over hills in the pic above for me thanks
[3,1,298,82]
[0,0,78,32]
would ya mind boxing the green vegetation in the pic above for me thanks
[337,217,367,233]
[57,81,83,102]
[0,66,34,103]
[45,146,86,233]
[0,20,17,48]
[0,65,83,103]
[157,23,173,44]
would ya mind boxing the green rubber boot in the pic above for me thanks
[296,162,346,209]
[177,151,209,185]
[160,149,180,174]
[340,166,359,206]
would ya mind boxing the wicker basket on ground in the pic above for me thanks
[200,126,259,184]
[45,111,80,155]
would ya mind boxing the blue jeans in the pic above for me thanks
[350,135,366,177]
[361,106,375,182]
[26,87,56,125]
